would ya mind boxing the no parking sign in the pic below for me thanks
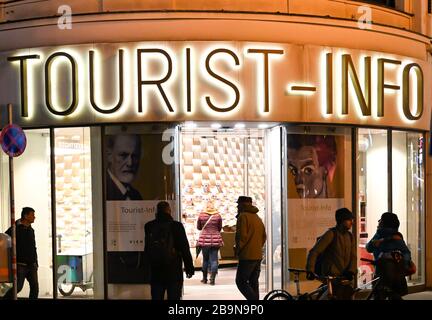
[0,124,27,157]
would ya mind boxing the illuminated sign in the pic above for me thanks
[3,42,429,128]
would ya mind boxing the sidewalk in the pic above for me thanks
[404,291,432,300]
[183,266,432,300]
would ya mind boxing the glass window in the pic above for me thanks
[104,124,177,299]
[267,126,284,290]
[357,128,388,286]
[54,127,94,298]
[392,131,425,285]
[286,126,352,293]
[0,129,53,298]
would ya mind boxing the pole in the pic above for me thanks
[7,103,17,300]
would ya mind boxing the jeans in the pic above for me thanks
[235,259,261,300]
[5,263,39,299]
[151,281,183,300]
[202,247,219,273]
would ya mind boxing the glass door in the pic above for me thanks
[179,123,274,299]
[266,126,285,292]
[54,127,94,298]
[0,129,53,298]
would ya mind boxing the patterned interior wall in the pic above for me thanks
[55,129,93,255]
[181,131,265,248]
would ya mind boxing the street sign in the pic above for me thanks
[0,124,27,157]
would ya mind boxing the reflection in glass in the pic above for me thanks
[392,131,424,285]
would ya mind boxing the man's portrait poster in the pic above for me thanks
[104,127,175,284]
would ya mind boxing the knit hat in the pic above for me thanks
[335,208,354,224]
[379,212,400,229]
[237,196,252,204]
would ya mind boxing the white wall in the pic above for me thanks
[392,132,408,238]
[366,133,388,238]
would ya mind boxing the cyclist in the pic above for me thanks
[366,212,411,300]
[305,208,356,300]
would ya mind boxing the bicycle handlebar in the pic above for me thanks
[287,268,308,274]
[360,258,376,265]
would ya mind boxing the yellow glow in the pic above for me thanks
[134,43,179,116]
[244,45,284,117]
[334,50,346,119]
[397,59,419,125]
[349,54,368,121]
[199,43,243,118]
[46,47,87,120]
[320,50,332,119]
[12,50,45,122]
[287,83,316,96]
[91,48,130,119]
[370,54,379,121]
[182,46,197,116]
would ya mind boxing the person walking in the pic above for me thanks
[305,207,356,300]
[196,202,223,285]
[5,207,39,299]
[235,196,266,300]
[144,201,194,300]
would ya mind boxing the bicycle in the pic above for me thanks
[263,268,354,300]
[360,255,405,300]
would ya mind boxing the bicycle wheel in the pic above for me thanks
[263,290,293,300]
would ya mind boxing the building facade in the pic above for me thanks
[0,0,431,299]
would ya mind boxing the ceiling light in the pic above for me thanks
[184,121,197,129]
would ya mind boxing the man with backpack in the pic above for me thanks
[305,207,356,299]
[144,201,194,300]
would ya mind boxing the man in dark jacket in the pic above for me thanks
[144,201,194,300]
[305,207,356,299]
[366,212,411,299]
[235,196,266,300]
[5,207,38,299]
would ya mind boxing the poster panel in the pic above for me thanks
[104,130,175,283]
[287,134,345,249]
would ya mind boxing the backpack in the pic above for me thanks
[147,222,178,266]
[312,228,353,276]
[313,229,336,276]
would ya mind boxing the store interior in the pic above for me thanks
[0,123,425,299]
[180,124,266,266]
[179,123,271,295]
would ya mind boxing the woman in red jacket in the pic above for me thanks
[196,203,223,285]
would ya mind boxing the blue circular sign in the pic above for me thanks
[0,124,27,157]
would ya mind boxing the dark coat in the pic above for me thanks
[366,227,411,297]
[235,204,266,260]
[306,225,356,276]
[106,172,142,201]
[196,212,223,248]
[144,212,194,284]
[6,219,37,265]
[366,227,411,268]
